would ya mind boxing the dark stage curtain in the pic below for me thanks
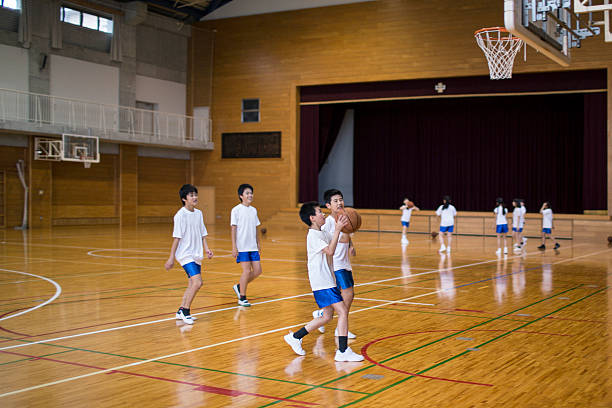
[353,93,601,213]
[583,93,607,210]
[299,105,319,203]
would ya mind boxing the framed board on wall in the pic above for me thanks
[222,132,281,159]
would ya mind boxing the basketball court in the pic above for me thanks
[0,0,610,407]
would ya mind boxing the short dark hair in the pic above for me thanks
[179,184,198,205]
[324,189,343,204]
[299,201,319,226]
[238,184,254,201]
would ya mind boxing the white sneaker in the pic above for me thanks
[334,328,356,339]
[503,247,508,254]
[232,284,241,300]
[175,312,197,321]
[334,347,364,362]
[439,245,446,253]
[284,332,306,356]
[238,298,251,307]
[176,309,194,325]
[313,310,325,333]
[496,248,501,255]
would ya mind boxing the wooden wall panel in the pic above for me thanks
[120,145,138,226]
[191,0,612,221]
[0,146,27,227]
[137,156,189,222]
[52,154,117,222]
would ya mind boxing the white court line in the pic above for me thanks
[0,246,580,351]
[353,297,435,306]
[0,269,62,321]
[0,247,608,398]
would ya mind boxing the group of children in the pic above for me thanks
[400,196,560,254]
[165,184,364,362]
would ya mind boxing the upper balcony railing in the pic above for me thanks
[0,88,212,149]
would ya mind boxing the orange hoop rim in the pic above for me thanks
[474,26,522,41]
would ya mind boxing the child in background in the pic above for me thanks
[399,198,420,244]
[494,197,509,255]
[538,202,560,250]
[435,196,456,254]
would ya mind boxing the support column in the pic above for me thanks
[119,144,137,226]
[28,139,52,228]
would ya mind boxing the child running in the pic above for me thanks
[283,201,364,362]
[165,184,214,324]
[313,189,357,338]
[494,197,509,255]
[399,198,420,244]
[538,201,560,250]
[436,196,457,253]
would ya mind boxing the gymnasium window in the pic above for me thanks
[60,6,113,34]
[242,99,260,123]
[0,0,19,10]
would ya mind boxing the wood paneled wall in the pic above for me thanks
[0,142,191,227]
[191,0,612,221]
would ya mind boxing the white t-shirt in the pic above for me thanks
[230,204,261,252]
[494,206,508,225]
[321,216,351,271]
[306,229,336,291]
[519,206,526,228]
[401,207,414,222]
[436,205,457,227]
[541,208,553,229]
[172,207,208,266]
[512,207,521,227]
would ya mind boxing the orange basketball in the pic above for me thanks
[407,201,415,208]
[335,207,362,234]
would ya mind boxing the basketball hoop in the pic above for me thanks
[475,27,524,79]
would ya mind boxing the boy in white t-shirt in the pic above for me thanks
[538,201,560,250]
[313,189,357,338]
[435,196,457,253]
[231,184,262,307]
[399,198,420,244]
[283,201,363,362]
[165,184,214,325]
[511,198,527,252]
[494,197,509,255]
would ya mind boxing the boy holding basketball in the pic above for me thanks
[231,183,263,307]
[312,189,357,338]
[399,198,420,244]
[283,201,363,362]
[165,184,214,325]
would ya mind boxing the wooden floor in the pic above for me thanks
[0,223,609,407]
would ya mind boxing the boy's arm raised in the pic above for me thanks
[322,214,348,256]
[165,238,180,271]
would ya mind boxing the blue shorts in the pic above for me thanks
[313,287,343,308]
[542,228,552,234]
[512,227,523,232]
[182,262,201,278]
[401,221,410,227]
[440,225,454,233]
[334,269,354,290]
[496,224,509,234]
[236,251,260,263]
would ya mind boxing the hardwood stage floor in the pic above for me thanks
[0,224,609,407]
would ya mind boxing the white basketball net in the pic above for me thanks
[475,27,524,80]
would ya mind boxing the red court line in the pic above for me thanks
[0,349,318,405]
[361,329,573,387]
[0,308,31,337]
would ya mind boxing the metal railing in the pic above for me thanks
[0,88,211,147]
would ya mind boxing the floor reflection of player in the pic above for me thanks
[437,254,455,301]
[401,244,412,283]
[511,257,525,297]
[493,256,508,304]
[541,262,552,294]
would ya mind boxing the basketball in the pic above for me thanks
[407,201,414,208]
[431,231,439,239]
[607,235,612,244]
[336,207,362,234]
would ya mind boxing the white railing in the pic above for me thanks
[0,88,211,147]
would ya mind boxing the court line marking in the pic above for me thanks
[353,297,434,306]
[0,269,61,322]
[0,249,608,398]
[0,246,603,352]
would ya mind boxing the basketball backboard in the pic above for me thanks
[504,0,606,66]
[62,134,100,163]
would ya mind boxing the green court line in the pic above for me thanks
[339,286,608,407]
[257,284,584,408]
[0,349,74,366]
[0,336,368,395]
